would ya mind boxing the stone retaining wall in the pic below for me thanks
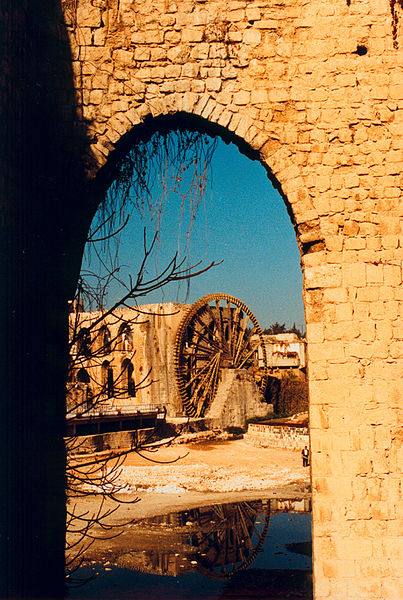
[245,422,309,450]
[68,427,157,454]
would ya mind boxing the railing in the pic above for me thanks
[67,403,165,420]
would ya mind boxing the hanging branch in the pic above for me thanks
[65,129,218,576]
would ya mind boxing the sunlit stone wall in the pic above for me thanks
[64,0,403,598]
[69,303,187,413]
[245,422,309,450]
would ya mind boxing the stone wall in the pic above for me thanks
[245,422,309,450]
[62,1,403,598]
[69,427,158,454]
[205,368,272,428]
[69,302,188,415]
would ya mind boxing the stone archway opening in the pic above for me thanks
[76,112,308,423]
[66,112,312,593]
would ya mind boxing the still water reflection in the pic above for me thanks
[69,499,312,600]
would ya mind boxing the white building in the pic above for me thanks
[263,333,306,370]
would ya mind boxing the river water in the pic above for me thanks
[68,499,312,600]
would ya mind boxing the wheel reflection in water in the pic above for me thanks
[68,500,312,600]
[189,500,270,579]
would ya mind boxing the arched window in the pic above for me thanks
[76,328,91,357]
[74,368,93,411]
[102,361,114,398]
[76,368,90,384]
[99,326,111,354]
[122,359,136,397]
[118,324,133,352]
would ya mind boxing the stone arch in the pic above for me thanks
[90,110,324,258]
[76,368,90,384]
[76,327,92,357]
[118,323,133,352]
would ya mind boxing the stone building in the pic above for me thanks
[67,302,187,415]
[67,294,271,427]
[262,333,306,370]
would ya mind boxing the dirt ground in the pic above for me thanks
[119,438,310,493]
[68,438,311,529]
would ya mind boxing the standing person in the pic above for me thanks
[301,445,309,467]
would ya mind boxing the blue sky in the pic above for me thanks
[83,137,305,330]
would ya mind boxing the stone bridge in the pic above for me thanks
[1,0,402,598]
[64,2,402,597]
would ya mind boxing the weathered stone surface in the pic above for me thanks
[62,1,403,597]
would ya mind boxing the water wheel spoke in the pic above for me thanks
[238,510,255,551]
[192,353,220,397]
[229,306,241,357]
[196,318,223,353]
[204,304,225,348]
[192,353,221,414]
[231,311,244,361]
[237,343,258,370]
[199,359,220,415]
[187,322,222,353]
[185,353,221,387]
[233,316,249,365]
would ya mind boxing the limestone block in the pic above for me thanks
[384,264,402,286]
[134,47,151,61]
[206,78,222,92]
[358,426,376,451]
[366,263,384,284]
[310,405,329,429]
[327,362,361,380]
[310,431,332,454]
[345,341,372,360]
[84,47,111,62]
[335,303,353,322]
[114,49,134,65]
[381,578,403,600]
[305,264,342,289]
[182,29,204,43]
[246,7,260,21]
[189,43,209,60]
[370,301,386,320]
[77,4,102,27]
[268,88,289,102]
[343,263,366,287]
[344,237,365,250]
[335,537,373,560]
[233,90,250,104]
[243,28,261,45]
[89,90,103,104]
[227,9,245,22]
[357,286,379,301]
[181,62,200,78]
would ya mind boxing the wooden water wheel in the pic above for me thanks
[174,293,268,417]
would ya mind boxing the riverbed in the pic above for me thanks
[67,498,313,600]
[67,439,310,527]
[67,438,312,599]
